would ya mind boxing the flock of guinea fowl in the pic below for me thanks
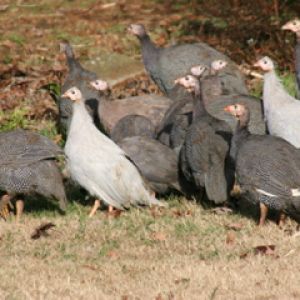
[1,19,300,227]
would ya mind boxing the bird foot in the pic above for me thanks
[15,199,24,222]
[88,199,101,217]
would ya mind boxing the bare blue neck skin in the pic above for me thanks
[139,34,160,72]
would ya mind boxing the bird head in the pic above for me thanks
[127,24,147,37]
[190,65,207,77]
[211,59,228,72]
[174,75,198,93]
[282,19,300,34]
[253,56,274,72]
[62,87,83,102]
[224,103,246,119]
[90,79,109,91]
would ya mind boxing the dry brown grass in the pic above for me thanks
[1,198,300,299]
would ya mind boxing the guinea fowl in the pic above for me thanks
[62,87,164,217]
[0,129,67,220]
[282,19,300,97]
[89,79,171,134]
[225,103,300,226]
[118,136,181,194]
[254,56,300,148]
[111,115,155,143]
[176,75,233,204]
[56,42,101,136]
[127,24,248,99]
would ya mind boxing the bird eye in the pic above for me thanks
[72,91,75,95]
[185,76,189,80]
[264,60,267,64]
[293,22,297,25]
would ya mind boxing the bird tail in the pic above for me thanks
[205,165,228,204]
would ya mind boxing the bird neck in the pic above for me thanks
[230,116,250,161]
[192,82,207,121]
[64,44,83,73]
[295,36,300,82]
[139,34,160,71]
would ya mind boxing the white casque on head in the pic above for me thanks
[190,65,206,77]
[211,59,227,71]
[62,87,83,102]
[127,24,146,37]
[90,79,109,91]
[174,75,198,91]
[282,19,300,33]
[253,56,275,72]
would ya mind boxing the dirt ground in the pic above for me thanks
[1,0,300,299]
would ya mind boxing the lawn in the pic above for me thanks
[1,0,300,299]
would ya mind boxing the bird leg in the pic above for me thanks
[88,199,101,217]
[108,205,114,213]
[259,202,268,226]
[0,194,13,220]
[15,199,24,222]
[278,212,286,228]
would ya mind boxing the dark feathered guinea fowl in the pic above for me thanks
[0,129,67,220]
[111,115,155,143]
[90,79,172,134]
[225,103,300,226]
[156,61,265,149]
[282,19,300,98]
[176,75,233,204]
[118,136,181,194]
[56,42,101,137]
[127,24,248,100]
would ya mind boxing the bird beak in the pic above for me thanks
[253,61,261,68]
[281,23,291,31]
[224,105,231,113]
[61,92,68,98]
[174,78,180,85]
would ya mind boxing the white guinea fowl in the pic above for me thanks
[254,56,300,148]
[62,87,164,215]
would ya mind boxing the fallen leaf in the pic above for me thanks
[172,209,193,218]
[31,222,56,240]
[107,250,119,258]
[0,5,8,12]
[254,245,276,256]
[82,264,98,271]
[225,223,244,231]
[151,231,167,241]
[226,231,236,245]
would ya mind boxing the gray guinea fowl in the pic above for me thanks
[225,103,300,226]
[111,115,155,143]
[62,87,165,217]
[55,42,101,137]
[176,75,233,204]
[0,129,67,219]
[254,56,300,148]
[127,24,248,100]
[90,79,171,134]
[118,135,181,195]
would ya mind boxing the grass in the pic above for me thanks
[1,0,300,298]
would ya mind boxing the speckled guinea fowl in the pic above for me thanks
[90,79,171,135]
[63,87,164,217]
[282,19,300,97]
[254,56,300,148]
[127,24,248,99]
[118,136,181,194]
[56,42,101,136]
[111,115,155,143]
[0,129,67,219]
[176,75,233,204]
[225,103,300,226]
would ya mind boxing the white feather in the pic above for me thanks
[65,100,163,209]
[291,188,300,197]
[263,71,300,148]
[256,188,278,198]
